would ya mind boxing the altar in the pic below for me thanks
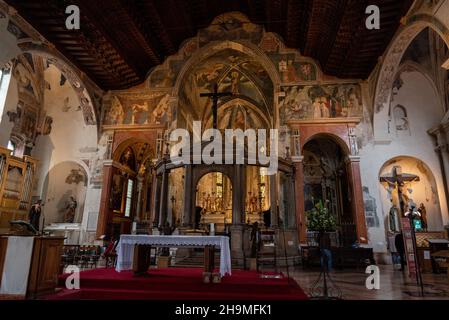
[115,235,232,277]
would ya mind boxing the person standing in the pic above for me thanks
[29,199,42,232]
[395,232,406,271]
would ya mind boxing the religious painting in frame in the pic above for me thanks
[110,173,126,214]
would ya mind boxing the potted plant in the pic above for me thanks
[306,200,337,253]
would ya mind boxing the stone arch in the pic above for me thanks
[378,155,444,231]
[373,14,449,140]
[391,60,446,116]
[21,45,98,126]
[41,160,88,225]
[302,132,351,156]
[173,41,281,95]
[204,97,272,130]
[172,40,280,129]
[112,137,154,174]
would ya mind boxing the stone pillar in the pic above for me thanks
[96,160,113,238]
[430,124,449,225]
[346,156,368,244]
[183,165,193,227]
[293,156,306,244]
[158,166,169,228]
[269,174,279,227]
[230,224,245,266]
[232,165,245,224]
[152,175,161,227]
[135,175,144,220]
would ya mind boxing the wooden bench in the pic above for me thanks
[431,250,449,281]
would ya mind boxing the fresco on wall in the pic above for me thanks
[279,84,363,125]
[363,187,380,228]
[103,93,171,126]
[179,49,273,127]
[198,13,263,46]
[268,52,317,82]
[148,59,187,88]
[206,101,269,130]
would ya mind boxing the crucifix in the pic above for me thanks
[200,83,232,129]
[379,166,420,215]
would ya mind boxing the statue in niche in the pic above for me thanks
[210,192,217,212]
[418,203,428,231]
[389,202,400,233]
[64,196,77,223]
[204,193,211,212]
[215,194,223,212]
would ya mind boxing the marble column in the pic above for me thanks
[183,165,193,228]
[232,165,245,224]
[270,174,279,227]
[135,175,144,220]
[152,174,161,227]
[293,156,306,244]
[158,165,169,228]
[346,156,368,244]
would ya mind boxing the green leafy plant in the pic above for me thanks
[306,200,337,232]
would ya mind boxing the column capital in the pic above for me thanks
[291,156,304,163]
[103,159,114,167]
[346,155,361,163]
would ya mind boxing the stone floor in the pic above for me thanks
[277,265,449,300]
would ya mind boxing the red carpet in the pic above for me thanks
[43,268,308,300]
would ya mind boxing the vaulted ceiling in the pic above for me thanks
[5,0,414,90]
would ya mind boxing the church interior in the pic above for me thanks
[0,0,449,302]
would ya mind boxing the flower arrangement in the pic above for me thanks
[306,200,337,232]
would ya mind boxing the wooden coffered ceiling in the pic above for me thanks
[5,0,414,90]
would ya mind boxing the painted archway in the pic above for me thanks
[373,14,449,141]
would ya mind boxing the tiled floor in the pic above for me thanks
[281,265,449,300]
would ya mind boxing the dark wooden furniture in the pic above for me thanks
[27,237,65,298]
[301,245,375,270]
[132,244,216,275]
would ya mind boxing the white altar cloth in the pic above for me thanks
[116,235,232,277]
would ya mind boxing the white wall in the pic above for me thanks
[32,64,100,242]
[0,74,17,147]
[0,15,21,68]
[359,70,447,257]
[41,161,87,224]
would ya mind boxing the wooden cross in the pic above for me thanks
[379,166,419,215]
[200,83,232,129]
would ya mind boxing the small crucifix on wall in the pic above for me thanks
[200,83,232,129]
